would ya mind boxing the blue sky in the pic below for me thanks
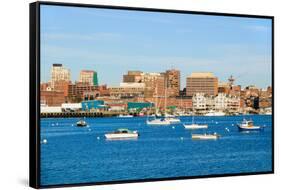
[40,5,272,89]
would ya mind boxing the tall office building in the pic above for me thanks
[79,70,98,86]
[186,72,218,96]
[50,63,70,88]
[164,69,180,97]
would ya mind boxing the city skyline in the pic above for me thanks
[41,5,272,89]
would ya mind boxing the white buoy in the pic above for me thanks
[42,139,47,144]
[56,123,59,126]
[51,124,55,126]
[215,122,218,124]
[88,128,91,131]
[97,136,100,140]
[72,124,74,126]
[180,137,184,140]
[172,126,175,129]
[225,128,230,132]
[232,124,234,126]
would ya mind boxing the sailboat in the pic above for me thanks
[184,115,208,129]
[146,85,171,126]
[163,85,181,123]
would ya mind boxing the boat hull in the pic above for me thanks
[237,125,262,131]
[105,133,139,139]
[184,124,208,129]
[146,119,171,125]
[192,134,219,140]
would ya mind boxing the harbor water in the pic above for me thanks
[40,115,272,186]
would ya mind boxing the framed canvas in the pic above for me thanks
[29,1,274,188]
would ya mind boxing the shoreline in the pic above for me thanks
[40,112,271,118]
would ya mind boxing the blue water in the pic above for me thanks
[40,115,272,186]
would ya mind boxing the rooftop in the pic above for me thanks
[188,72,216,78]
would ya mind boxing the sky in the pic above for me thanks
[40,5,272,89]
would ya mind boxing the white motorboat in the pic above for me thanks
[105,128,139,139]
[184,124,208,129]
[146,118,171,125]
[192,133,220,140]
[76,120,87,127]
[205,110,225,116]
[237,119,261,131]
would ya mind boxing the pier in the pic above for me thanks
[40,111,129,118]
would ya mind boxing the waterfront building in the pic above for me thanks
[53,80,70,97]
[127,102,154,111]
[192,93,240,113]
[107,103,127,111]
[61,103,82,112]
[164,69,180,97]
[79,70,98,86]
[186,72,218,96]
[50,63,70,88]
[83,91,100,100]
[214,93,228,110]
[68,82,98,102]
[40,106,62,113]
[97,85,110,97]
[81,100,105,111]
[41,90,65,106]
[108,83,145,98]
[214,93,240,112]
[192,93,207,112]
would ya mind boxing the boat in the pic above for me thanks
[146,86,172,126]
[191,133,220,140]
[105,128,139,139]
[166,117,181,123]
[184,116,208,129]
[146,118,171,125]
[165,114,181,123]
[184,123,208,129]
[76,120,87,127]
[117,114,133,118]
[237,119,261,131]
[205,110,225,116]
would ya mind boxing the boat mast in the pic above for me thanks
[164,81,167,117]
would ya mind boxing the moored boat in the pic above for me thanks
[76,120,87,127]
[184,124,208,129]
[146,118,171,125]
[191,133,220,140]
[184,116,208,129]
[105,128,139,139]
[237,119,261,131]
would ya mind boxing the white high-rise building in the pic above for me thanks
[50,64,70,88]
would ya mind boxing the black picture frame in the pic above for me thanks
[29,1,274,189]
